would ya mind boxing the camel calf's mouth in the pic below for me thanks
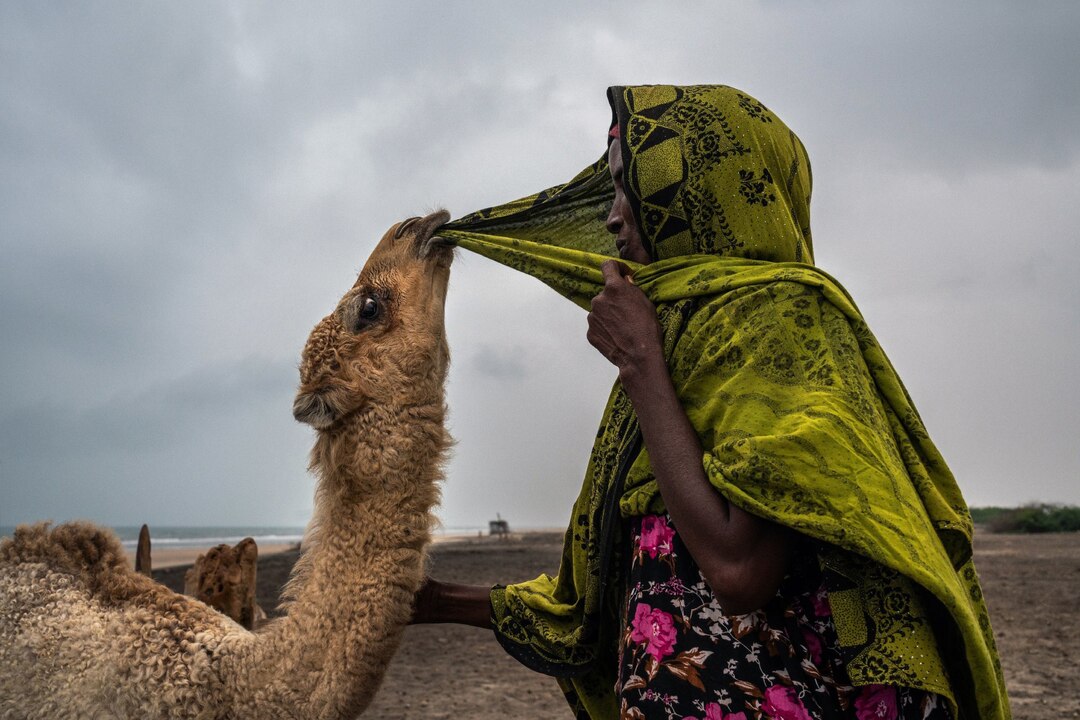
[410,210,453,261]
[420,232,454,258]
[293,389,336,429]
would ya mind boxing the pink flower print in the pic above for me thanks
[801,627,824,666]
[630,603,678,661]
[658,577,688,596]
[639,514,675,558]
[643,689,676,705]
[811,584,832,618]
[854,685,898,720]
[703,703,747,720]
[761,685,812,720]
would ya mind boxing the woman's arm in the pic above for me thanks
[587,260,790,614]
[411,577,492,628]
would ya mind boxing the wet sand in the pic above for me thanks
[128,543,295,570]
[133,532,482,570]
[151,530,1079,720]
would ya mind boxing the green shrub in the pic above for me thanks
[984,504,1080,533]
[969,507,1009,525]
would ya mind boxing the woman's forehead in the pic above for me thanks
[607,139,622,170]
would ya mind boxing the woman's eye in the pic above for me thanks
[359,296,379,320]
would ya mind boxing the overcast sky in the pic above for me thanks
[2,2,1078,532]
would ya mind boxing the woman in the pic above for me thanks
[418,85,1008,720]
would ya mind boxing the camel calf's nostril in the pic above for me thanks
[394,217,421,239]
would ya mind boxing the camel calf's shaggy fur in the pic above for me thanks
[0,211,454,719]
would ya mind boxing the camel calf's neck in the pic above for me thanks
[0,210,454,720]
[241,400,448,717]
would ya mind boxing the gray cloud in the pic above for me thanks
[0,357,310,527]
[2,2,1077,533]
[471,344,528,381]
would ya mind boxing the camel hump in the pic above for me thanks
[1,521,128,577]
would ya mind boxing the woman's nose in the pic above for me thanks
[606,202,623,235]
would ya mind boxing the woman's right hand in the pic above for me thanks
[410,577,493,629]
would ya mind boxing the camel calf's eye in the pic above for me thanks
[359,297,379,320]
[349,294,385,332]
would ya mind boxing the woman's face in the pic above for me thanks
[606,140,652,265]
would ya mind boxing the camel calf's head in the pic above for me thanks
[293,210,453,430]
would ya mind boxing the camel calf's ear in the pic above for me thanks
[135,524,152,577]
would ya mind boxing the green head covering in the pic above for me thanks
[608,85,813,264]
[439,85,1008,720]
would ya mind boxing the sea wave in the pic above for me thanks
[118,534,306,550]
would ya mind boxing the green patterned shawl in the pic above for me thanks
[439,86,1008,720]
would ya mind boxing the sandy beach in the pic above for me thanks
[129,543,295,570]
[127,531,491,569]
[150,530,1080,720]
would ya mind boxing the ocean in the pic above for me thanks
[0,524,490,552]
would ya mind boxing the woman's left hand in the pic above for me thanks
[587,260,664,375]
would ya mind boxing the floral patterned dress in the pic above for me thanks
[616,514,952,720]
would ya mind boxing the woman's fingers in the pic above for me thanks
[601,259,633,285]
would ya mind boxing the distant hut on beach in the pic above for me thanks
[488,514,510,538]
